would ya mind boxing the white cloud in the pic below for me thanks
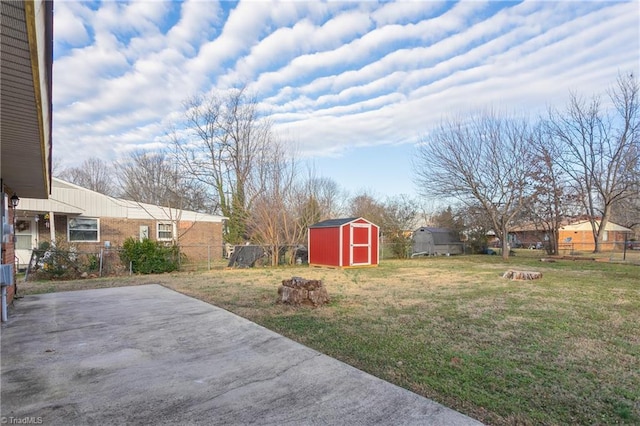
[167,0,222,55]
[51,0,640,196]
[53,2,91,48]
[371,0,447,26]
[53,43,130,106]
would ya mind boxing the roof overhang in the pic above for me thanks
[1,0,53,199]
[560,221,633,232]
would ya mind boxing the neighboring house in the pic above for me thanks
[558,220,632,253]
[411,227,463,256]
[507,221,632,252]
[16,179,226,266]
[509,224,550,249]
[1,0,54,321]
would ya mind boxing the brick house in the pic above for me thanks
[16,179,226,267]
[558,220,632,253]
[510,220,632,253]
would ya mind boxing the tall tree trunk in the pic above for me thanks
[501,224,510,260]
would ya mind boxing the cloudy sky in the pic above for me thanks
[53,0,640,199]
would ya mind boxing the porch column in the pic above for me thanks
[49,211,55,243]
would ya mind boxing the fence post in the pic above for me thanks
[99,248,103,277]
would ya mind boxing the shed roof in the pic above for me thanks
[415,227,455,234]
[309,217,362,228]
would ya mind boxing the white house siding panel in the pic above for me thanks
[17,197,82,214]
[53,180,76,190]
[183,213,224,223]
[561,221,631,232]
[54,187,126,218]
[122,201,179,221]
[123,202,222,223]
[17,179,225,224]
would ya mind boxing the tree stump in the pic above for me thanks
[502,270,543,280]
[278,277,329,306]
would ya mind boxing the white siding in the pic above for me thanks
[18,178,225,223]
[560,221,631,232]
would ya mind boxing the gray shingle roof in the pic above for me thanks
[309,217,361,228]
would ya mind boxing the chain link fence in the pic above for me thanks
[21,240,638,281]
[176,244,226,271]
[557,241,640,262]
[23,244,226,281]
[24,248,128,281]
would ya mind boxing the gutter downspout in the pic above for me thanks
[1,265,13,322]
[1,284,8,322]
[1,189,7,322]
[1,287,6,322]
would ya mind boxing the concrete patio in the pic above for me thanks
[1,285,482,425]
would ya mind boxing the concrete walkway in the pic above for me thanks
[1,285,482,425]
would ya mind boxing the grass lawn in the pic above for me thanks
[18,251,640,425]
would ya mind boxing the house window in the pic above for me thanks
[15,220,32,250]
[15,235,32,250]
[157,223,174,241]
[68,217,99,242]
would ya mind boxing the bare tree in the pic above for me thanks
[381,195,419,258]
[246,138,300,266]
[413,112,536,260]
[347,191,419,259]
[57,157,116,195]
[282,173,346,262]
[425,204,488,254]
[546,73,639,252]
[611,195,640,237]
[524,124,580,254]
[458,203,496,254]
[302,174,345,220]
[431,205,465,236]
[172,87,272,244]
[117,150,209,212]
[295,194,322,231]
[348,191,387,226]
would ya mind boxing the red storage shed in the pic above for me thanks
[308,217,379,268]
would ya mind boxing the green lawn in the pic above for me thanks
[19,252,640,425]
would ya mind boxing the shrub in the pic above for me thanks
[387,234,412,259]
[85,254,100,272]
[120,237,182,274]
